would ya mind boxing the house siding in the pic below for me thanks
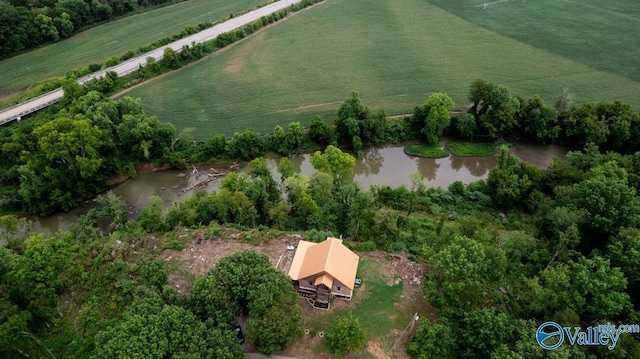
[331,279,353,299]
[298,275,317,292]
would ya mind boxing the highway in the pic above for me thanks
[0,0,303,125]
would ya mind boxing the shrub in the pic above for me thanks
[105,56,120,67]
[326,313,366,358]
[307,229,335,242]
[355,240,376,251]
[448,180,465,195]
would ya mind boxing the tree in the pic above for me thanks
[455,113,477,140]
[486,146,542,211]
[575,256,631,319]
[93,291,243,359]
[360,109,388,145]
[137,196,165,233]
[468,78,496,116]
[18,117,110,214]
[140,259,168,291]
[518,95,559,144]
[326,313,366,358]
[228,130,265,160]
[309,116,335,146]
[371,207,399,249]
[190,251,303,354]
[92,191,128,231]
[336,91,369,143]
[480,86,520,137]
[570,168,640,242]
[607,228,640,294]
[0,4,26,57]
[247,300,303,355]
[54,13,74,38]
[409,318,456,359]
[310,145,356,185]
[418,93,455,143]
[423,235,490,317]
[278,157,295,182]
[34,14,59,42]
[161,47,180,69]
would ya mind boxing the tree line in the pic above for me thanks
[0,0,181,59]
[2,78,640,217]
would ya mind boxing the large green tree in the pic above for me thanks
[326,313,366,358]
[412,93,455,143]
[190,251,303,355]
[18,117,110,214]
[310,145,356,185]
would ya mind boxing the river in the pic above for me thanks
[14,141,567,238]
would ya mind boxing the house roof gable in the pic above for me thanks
[288,237,359,290]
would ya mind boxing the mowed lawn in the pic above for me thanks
[0,0,266,101]
[124,0,640,140]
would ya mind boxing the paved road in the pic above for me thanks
[0,0,303,125]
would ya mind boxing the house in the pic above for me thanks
[288,237,360,308]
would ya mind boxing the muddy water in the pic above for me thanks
[17,142,567,237]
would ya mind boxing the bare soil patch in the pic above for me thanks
[159,232,305,294]
[225,56,245,74]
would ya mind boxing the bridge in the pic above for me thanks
[0,0,303,126]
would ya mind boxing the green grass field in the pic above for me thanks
[124,0,640,140]
[0,0,266,102]
[404,143,449,158]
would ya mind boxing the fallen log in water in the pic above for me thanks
[182,172,226,192]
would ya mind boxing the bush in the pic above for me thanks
[448,181,465,195]
[355,240,376,251]
[306,229,335,242]
[105,56,120,67]
[326,313,366,358]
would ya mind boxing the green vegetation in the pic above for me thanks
[4,136,640,356]
[126,0,640,138]
[426,0,640,84]
[0,0,267,103]
[326,313,366,358]
[349,260,404,339]
[403,143,448,158]
[446,142,497,157]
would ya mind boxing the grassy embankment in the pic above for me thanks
[0,0,266,104]
[404,143,448,158]
[125,0,640,140]
[447,142,498,157]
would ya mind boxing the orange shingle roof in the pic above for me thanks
[288,237,359,290]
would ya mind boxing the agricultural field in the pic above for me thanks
[0,0,266,103]
[124,0,640,140]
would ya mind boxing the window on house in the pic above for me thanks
[309,281,313,285]
[337,286,341,291]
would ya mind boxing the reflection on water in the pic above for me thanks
[19,141,567,237]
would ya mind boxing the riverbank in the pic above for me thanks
[15,140,567,237]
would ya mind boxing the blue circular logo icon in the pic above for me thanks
[536,321,564,350]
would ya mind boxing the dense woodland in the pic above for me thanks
[0,0,182,58]
[2,80,640,357]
